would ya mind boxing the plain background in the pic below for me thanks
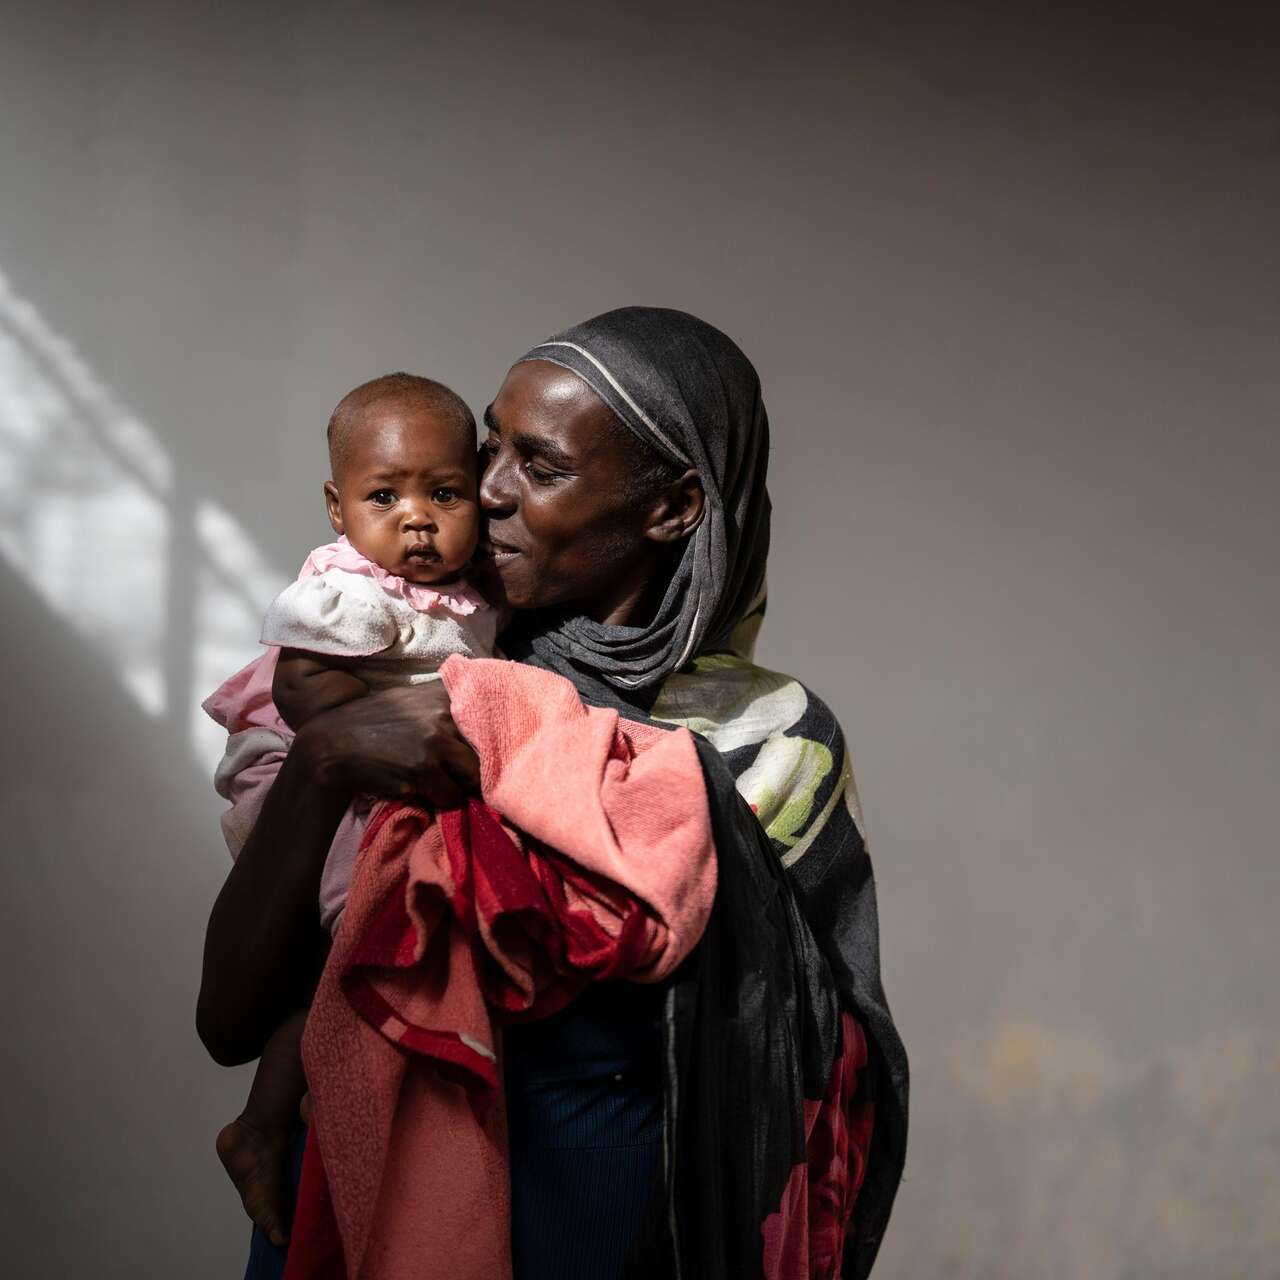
[2,3,1277,1277]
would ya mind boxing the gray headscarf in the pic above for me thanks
[507,306,771,692]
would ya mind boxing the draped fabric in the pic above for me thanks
[529,651,908,1280]
[496,306,906,1277]
[287,656,718,1280]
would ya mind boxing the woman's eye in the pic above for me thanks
[432,487,458,505]
[481,437,500,457]
[369,489,396,507]
[524,462,558,485]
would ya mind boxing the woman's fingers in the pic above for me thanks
[297,683,480,802]
[398,731,480,809]
[440,731,482,791]
[412,762,467,810]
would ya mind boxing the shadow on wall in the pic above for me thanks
[0,266,286,772]
[0,273,261,1276]
[0,552,248,1275]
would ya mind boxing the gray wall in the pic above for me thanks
[2,3,1277,1276]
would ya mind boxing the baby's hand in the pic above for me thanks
[215,1114,294,1248]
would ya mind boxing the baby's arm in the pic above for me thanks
[273,648,368,731]
[262,571,402,730]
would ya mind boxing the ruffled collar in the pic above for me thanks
[298,536,487,617]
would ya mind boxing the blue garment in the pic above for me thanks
[239,983,664,1280]
[504,982,665,1280]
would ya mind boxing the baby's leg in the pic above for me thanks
[216,1009,309,1248]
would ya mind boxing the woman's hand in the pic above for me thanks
[294,679,481,809]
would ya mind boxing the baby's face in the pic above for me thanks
[325,398,478,584]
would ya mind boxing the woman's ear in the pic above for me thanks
[644,470,705,544]
[324,481,345,536]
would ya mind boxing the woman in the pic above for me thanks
[199,307,908,1278]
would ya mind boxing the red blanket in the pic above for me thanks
[287,657,716,1280]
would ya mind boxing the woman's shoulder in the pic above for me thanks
[650,653,866,867]
[650,651,843,752]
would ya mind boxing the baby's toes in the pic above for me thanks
[242,1176,289,1247]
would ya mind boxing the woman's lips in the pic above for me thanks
[477,538,520,562]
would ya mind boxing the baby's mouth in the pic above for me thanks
[405,543,441,563]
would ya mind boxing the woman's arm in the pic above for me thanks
[196,742,346,1066]
[196,681,481,1066]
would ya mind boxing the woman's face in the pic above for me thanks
[473,360,664,620]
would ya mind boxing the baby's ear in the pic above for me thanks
[323,481,345,535]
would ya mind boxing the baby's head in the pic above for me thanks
[323,373,479,585]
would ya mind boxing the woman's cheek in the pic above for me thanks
[497,557,542,608]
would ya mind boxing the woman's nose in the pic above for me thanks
[479,449,516,514]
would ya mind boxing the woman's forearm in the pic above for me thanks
[196,740,348,1066]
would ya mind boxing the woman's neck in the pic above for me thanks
[582,545,678,628]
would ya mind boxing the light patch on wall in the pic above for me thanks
[0,268,285,771]
[192,499,285,766]
[951,1017,1115,1118]
[938,1016,1280,1278]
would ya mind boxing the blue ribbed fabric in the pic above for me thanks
[242,984,665,1278]
[503,982,666,1280]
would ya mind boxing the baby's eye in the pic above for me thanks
[432,487,459,505]
[368,489,397,507]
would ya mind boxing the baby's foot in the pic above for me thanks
[216,1115,292,1248]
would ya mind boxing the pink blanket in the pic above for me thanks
[287,656,716,1280]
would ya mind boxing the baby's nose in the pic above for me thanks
[402,506,437,530]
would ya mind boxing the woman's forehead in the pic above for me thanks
[496,359,598,411]
[488,360,619,452]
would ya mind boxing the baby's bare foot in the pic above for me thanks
[216,1115,291,1248]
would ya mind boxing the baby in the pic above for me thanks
[205,372,495,1247]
